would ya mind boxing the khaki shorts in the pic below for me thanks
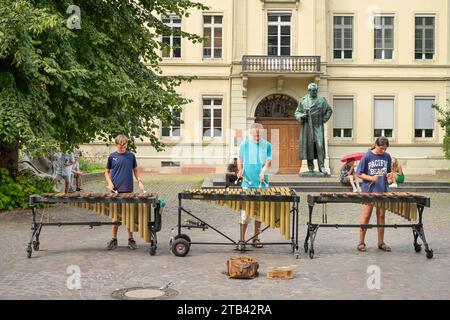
[239,201,262,224]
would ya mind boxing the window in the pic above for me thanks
[333,16,353,59]
[333,98,353,138]
[267,12,291,56]
[161,108,181,138]
[162,15,181,58]
[374,97,394,138]
[203,97,222,137]
[415,16,434,60]
[203,15,222,58]
[414,97,435,138]
[374,16,394,59]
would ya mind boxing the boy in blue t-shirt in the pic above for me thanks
[105,135,145,250]
[355,136,396,253]
[236,123,272,249]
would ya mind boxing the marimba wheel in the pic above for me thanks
[148,241,156,256]
[414,243,422,253]
[236,241,245,251]
[32,240,40,251]
[171,238,190,257]
[173,233,191,243]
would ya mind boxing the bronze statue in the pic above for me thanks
[295,83,333,175]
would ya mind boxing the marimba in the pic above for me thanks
[27,192,162,258]
[304,192,433,259]
[172,187,300,257]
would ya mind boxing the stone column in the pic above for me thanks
[318,76,331,175]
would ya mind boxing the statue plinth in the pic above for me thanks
[299,171,330,178]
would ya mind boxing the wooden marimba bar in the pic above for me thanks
[27,192,161,258]
[182,187,295,239]
[309,192,431,222]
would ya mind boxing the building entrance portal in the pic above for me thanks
[255,94,301,174]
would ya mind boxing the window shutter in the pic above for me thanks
[374,98,394,129]
[333,99,353,129]
[415,98,435,129]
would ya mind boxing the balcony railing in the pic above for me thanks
[242,55,321,73]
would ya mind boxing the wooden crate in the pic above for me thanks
[266,266,294,280]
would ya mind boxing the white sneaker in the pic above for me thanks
[390,183,398,188]
[353,188,358,192]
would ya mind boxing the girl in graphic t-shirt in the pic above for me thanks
[355,136,396,253]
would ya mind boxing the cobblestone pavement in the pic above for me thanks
[1,177,449,300]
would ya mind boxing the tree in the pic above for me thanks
[0,0,207,176]
[432,100,450,160]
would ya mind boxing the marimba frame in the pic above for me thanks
[27,194,161,258]
[304,193,433,259]
[172,188,300,258]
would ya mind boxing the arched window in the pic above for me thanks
[255,94,297,118]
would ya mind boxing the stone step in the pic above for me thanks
[288,186,450,193]
[210,181,450,192]
[213,179,450,187]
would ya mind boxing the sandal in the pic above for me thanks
[378,243,391,252]
[252,238,263,248]
[357,243,366,252]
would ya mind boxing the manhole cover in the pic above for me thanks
[125,289,165,299]
[111,286,178,300]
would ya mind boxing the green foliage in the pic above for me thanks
[0,168,54,210]
[78,157,104,173]
[432,101,450,160]
[0,0,208,159]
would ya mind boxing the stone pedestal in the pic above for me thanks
[299,170,330,178]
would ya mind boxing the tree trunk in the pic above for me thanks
[0,141,19,177]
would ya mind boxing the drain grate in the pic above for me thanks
[111,286,178,300]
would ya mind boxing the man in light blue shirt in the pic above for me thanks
[237,123,272,249]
